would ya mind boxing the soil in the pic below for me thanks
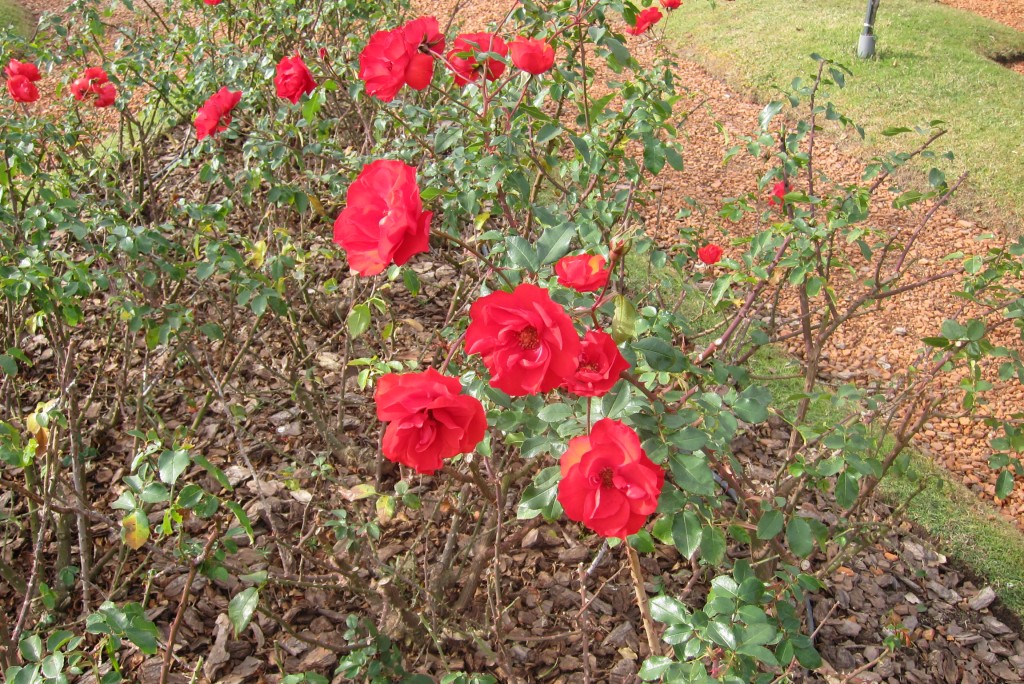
[4,0,1024,682]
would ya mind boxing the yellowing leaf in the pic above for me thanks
[122,510,150,550]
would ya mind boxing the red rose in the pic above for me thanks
[557,419,665,539]
[402,16,445,90]
[6,59,41,103]
[625,7,662,35]
[359,16,444,102]
[7,75,38,103]
[203,0,222,6]
[565,330,630,397]
[697,244,723,265]
[768,180,793,208]
[5,59,40,82]
[333,159,431,276]
[555,254,610,293]
[464,283,580,396]
[71,67,116,107]
[375,368,487,474]
[274,54,316,104]
[660,0,681,8]
[447,33,508,86]
[510,36,555,75]
[194,87,241,140]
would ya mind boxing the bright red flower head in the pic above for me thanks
[71,67,116,107]
[375,368,487,474]
[625,7,662,35]
[274,54,316,104]
[202,0,222,6]
[194,87,241,140]
[769,180,791,207]
[447,33,508,86]
[660,0,681,9]
[359,16,444,102]
[565,330,630,397]
[697,243,723,266]
[333,159,431,276]
[555,254,610,293]
[557,419,665,539]
[6,59,40,82]
[7,75,38,103]
[465,283,580,396]
[402,16,445,90]
[5,59,41,103]
[510,36,555,75]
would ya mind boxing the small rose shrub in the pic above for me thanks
[1,0,1023,682]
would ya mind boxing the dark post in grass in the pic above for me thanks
[857,0,881,58]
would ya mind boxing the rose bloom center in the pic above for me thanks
[517,326,540,350]
[599,467,615,488]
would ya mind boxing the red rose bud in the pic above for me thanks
[333,159,432,276]
[274,54,316,104]
[557,419,665,539]
[375,368,487,474]
[447,32,508,86]
[555,254,610,293]
[510,36,555,75]
[660,0,681,8]
[625,7,662,36]
[465,283,580,396]
[768,180,791,207]
[71,67,116,108]
[697,244,723,265]
[564,330,630,397]
[194,87,241,140]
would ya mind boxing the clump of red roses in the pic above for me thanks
[5,59,41,103]
[194,87,241,140]
[71,67,116,108]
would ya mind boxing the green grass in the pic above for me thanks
[626,250,1024,617]
[666,0,1024,229]
[0,0,30,37]
[879,455,1024,614]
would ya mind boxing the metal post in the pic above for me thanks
[857,0,880,59]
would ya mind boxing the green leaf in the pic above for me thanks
[517,466,561,520]
[650,595,689,625]
[537,404,572,423]
[536,225,575,265]
[835,471,858,509]
[700,526,726,565]
[941,319,967,340]
[506,236,540,273]
[194,453,232,491]
[19,635,43,662]
[706,620,737,650]
[633,338,685,373]
[672,510,702,558]
[786,517,815,557]
[756,509,784,540]
[347,303,371,339]
[668,427,707,452]
[638,656,674,680]
[536,123,562,143]
[612,296,638,343]
[122,509,150,550]
[0,354,17,376]
[225,500,254,542]
[732,386,772,424]
[758,101,784,130]
[228,587,260,637]
[668,454,717,496]
[996,470,1015,499]
[881,126,913,136]
[158,449,190,486]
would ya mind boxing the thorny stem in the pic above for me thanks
[625,544,661,658]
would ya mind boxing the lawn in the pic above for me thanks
[667,0,1024,228]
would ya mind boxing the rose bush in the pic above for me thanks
[3,0,1023,682]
